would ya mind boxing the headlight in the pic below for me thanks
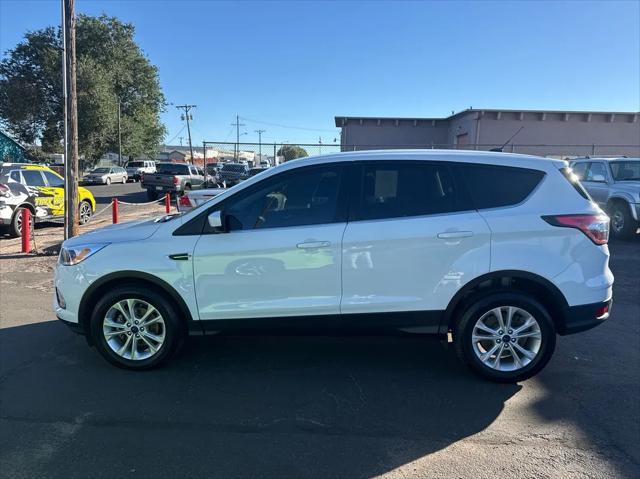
[59,243,108,265]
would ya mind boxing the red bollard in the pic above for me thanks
[165,193,171,214]
[112,198,119,224]
[21,208,31,253]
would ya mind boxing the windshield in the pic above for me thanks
[157,163,189,175]
[128,162,144,168]
[92,168,110,173]
[221,164,245,172]
[610,161,640,181]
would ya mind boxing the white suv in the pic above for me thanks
[54,150,613,382]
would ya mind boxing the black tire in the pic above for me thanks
[453,292,556,383]
[105,177,111,186]
[9,206,35,238]
[78,200,93,225]
[184,183,191,191]
[146,189,158,201]
[89,285,184,370]
[609,201,637,240]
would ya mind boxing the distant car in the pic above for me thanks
[0,163,96,237]
[141,162,205,200]
[217,162,249,186]
[84,166,128,185]
[126,160,156,182]
[176,187,225,213]
[569,157,640,239]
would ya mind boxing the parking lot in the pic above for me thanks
[0,199,638,479]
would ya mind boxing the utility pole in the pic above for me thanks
[63,0,79,238]
[178,137,184,147]
[176,104,196,164]
[231,115,245,161]
[117,99,122,165]
[255,129,266,163]
[61,0,69,239]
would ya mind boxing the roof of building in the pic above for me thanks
[335,108,640,126]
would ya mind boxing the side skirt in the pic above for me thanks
[188,310,444,336]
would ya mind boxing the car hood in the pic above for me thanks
[63,218,161,247]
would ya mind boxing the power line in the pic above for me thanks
[176,104,196,163]
[240,116,338,133]
[165,124,186,145]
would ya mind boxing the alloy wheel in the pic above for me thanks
[471,306,542,372]
[79,202,92,223]
[103,299,166,361]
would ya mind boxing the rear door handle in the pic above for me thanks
[297,241,331,249]
[437,231,474,239]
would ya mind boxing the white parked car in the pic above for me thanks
[126,160,156,182]
[54,150,613,382]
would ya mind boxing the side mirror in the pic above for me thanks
[207,210,224,231]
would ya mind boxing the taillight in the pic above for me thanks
[542,214,610,245]
[173,176,180,185]
[178,194,192,208]
[140,173,144,184]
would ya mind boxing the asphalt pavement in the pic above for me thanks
[0,238,638,478]
[84,181,149,205]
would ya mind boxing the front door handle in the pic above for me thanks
[297,241,331,249]
[437,231,474,239]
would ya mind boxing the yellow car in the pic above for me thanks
[0,163,96,237]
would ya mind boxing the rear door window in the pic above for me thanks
[457,164,545,209]
[584,162,608,182]
[354,161,471,221]
[20,170,46,187]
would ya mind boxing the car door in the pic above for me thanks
[41,170,65,216]
[582,162,610,206]
[192,163,348,320]
[341,160,491,319]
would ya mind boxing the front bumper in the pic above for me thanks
[58,315,86,335]
[559,298,613,335]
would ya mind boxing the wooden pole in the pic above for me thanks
[64,0,79,238]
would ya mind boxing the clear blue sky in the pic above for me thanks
[1,0,639,146]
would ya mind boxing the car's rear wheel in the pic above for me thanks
[10,206,35,238]
[454,292,556,383]
[78,200,92,224]
[609,201,637,240]
[89,286,184,370]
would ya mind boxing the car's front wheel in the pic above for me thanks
[89,286,184,370]
[105,177,111,186]
[454,292,556,383]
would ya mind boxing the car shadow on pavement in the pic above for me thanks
[529,236,640,476]
[1,323,520,478]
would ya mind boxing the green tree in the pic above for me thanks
[0,15,166,161]
[277,145,308,161]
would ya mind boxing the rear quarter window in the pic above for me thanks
[457,164,545,209]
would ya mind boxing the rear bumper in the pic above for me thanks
[559,298,612,335]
